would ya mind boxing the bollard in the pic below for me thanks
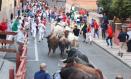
[9,67,14,79]
[116,75,123,79]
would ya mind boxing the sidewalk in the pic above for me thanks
[93,38,131,68]
[0,52,6,70]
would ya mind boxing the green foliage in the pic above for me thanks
[98,0,112,12]
[98,0,131,20]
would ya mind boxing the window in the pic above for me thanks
[14,0,16,7]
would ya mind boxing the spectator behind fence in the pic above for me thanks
[12,17,20,32]
[0,18,8,48]
[34,63,51,79]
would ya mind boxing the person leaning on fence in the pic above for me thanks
[34,63,51,79]
[118,28,129,54]
[16,28,25,52]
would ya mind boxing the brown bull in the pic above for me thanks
[47,33,59,56]
[60,67,95,79]
[59,36,70,57]
[63,62,104,79]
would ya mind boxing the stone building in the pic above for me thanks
[0,0,21,21]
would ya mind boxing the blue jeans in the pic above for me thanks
[106,37,112,46]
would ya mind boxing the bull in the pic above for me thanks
[46,33,59,56]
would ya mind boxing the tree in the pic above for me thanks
[98,0,131,21]
[110,0,131,20]
[97,0,112,13]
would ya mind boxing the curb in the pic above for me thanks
[93,41,131,69]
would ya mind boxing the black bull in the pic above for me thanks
[66,48,89,64]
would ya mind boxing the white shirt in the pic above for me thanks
[7,21,13,31]
[32,22,37,30]
[38,23,45,32]
[16,30,25,43]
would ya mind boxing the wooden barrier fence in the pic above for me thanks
[8,32,28,79]
[0,31,17,53]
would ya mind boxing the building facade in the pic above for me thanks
[0,0,21,21]
[65,0,97,12]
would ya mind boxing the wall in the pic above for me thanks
[66,0,97,10]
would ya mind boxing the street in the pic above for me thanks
[26,23,131,79]
[0,0,131,79]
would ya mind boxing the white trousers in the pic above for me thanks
[31,28,36,38]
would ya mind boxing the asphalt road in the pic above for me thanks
[26,22,131,79]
